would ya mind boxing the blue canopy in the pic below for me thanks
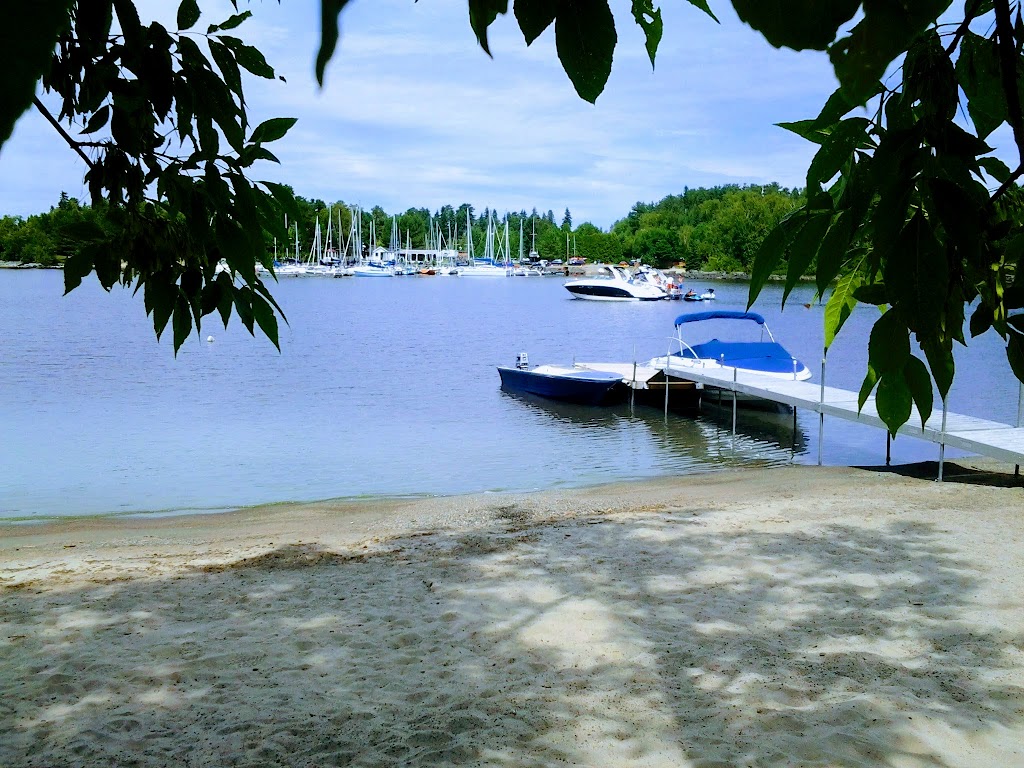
[674,310,765,327]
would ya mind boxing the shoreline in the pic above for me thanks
[2,463,1023,766]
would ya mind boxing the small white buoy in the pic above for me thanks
[206,335,215,343]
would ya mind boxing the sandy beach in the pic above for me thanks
[2,463,1023,767]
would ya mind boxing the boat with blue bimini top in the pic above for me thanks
[647,310,810,408]
[497,353,627,406]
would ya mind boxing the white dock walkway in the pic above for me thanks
[577,360,1024,476]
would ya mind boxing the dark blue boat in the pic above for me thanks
[497,361,626,405]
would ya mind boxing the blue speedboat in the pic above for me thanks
[650,310,811,381]
[497,354,626,405]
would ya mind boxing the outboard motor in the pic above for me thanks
[516,352,529,370]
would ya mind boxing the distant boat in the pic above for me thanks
[351,263,394,277]
[497,354,626,405]
[460,211,512,278]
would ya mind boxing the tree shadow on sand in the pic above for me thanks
[2,504,1022,767]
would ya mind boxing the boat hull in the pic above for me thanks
[564,284,665,301]
[497,366,626,405]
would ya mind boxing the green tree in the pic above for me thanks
[632,227,682,269]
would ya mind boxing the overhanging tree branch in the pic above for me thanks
[33,96,95,171]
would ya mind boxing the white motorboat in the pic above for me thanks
[564,265,671,301]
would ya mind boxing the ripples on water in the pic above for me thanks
[0,271,1013,519]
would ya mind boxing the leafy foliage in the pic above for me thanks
[1,2,297,353]
[742,4,1024,434]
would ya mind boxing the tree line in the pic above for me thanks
[1,184,804,272]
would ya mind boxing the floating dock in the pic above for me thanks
[577,360,1024,479]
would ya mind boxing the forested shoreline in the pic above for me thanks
[1,183,804,273]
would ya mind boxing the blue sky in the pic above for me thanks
[3,0,851,228]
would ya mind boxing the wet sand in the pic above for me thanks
[2,464,1023,766]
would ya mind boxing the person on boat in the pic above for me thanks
[684,288,697,298]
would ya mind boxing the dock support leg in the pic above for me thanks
[817,350,826,466]
[886,433,891,466]
[732,366,738,436]
[817,414,824,466]
[630,360,636,412]
[792,407,798,451]
[938,400,948,482]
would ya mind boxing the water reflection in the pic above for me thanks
[499,390,807,473]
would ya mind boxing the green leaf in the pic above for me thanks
[858,364,878,410]
[316,0,354,85]
[514,0,555,45]
[221,36,275,79]
[748,212,798,306]
[145,275,177,340]
[852,283,887,305]
[62,249,96,294]
[209,10,251,33]
[555,0,617,104]
[814,210,855,295]
[177,0,201,30]
[955,31,1006,139]
[631,0,664,68]
[868,309,910,374]
[1009,331,1024,384]
[208,39,242,100]
[261,181,302,223]
[904,355,934,428]
[216,271,234,327]
[468,0,509,56]
[250,117,297,144]
[883,210,948,336]
[112,0,142,40]
[876,369,913,436]
[806,117,871,189]
[93,248,120,290]
[979,156,1011,183]
[777,119,829,144]
[903,28,957,121]
[683,0,718,22]
[82,105,110,134]
[921,334,955,400]
[251,293,280,350]
[233,285,255,334]
[254,278,288,324]
[824,268,860,348]
[172,294,193,354]
[732,0,859,50]
[783,212,831,306]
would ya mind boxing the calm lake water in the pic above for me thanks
[0,270,1016,521]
